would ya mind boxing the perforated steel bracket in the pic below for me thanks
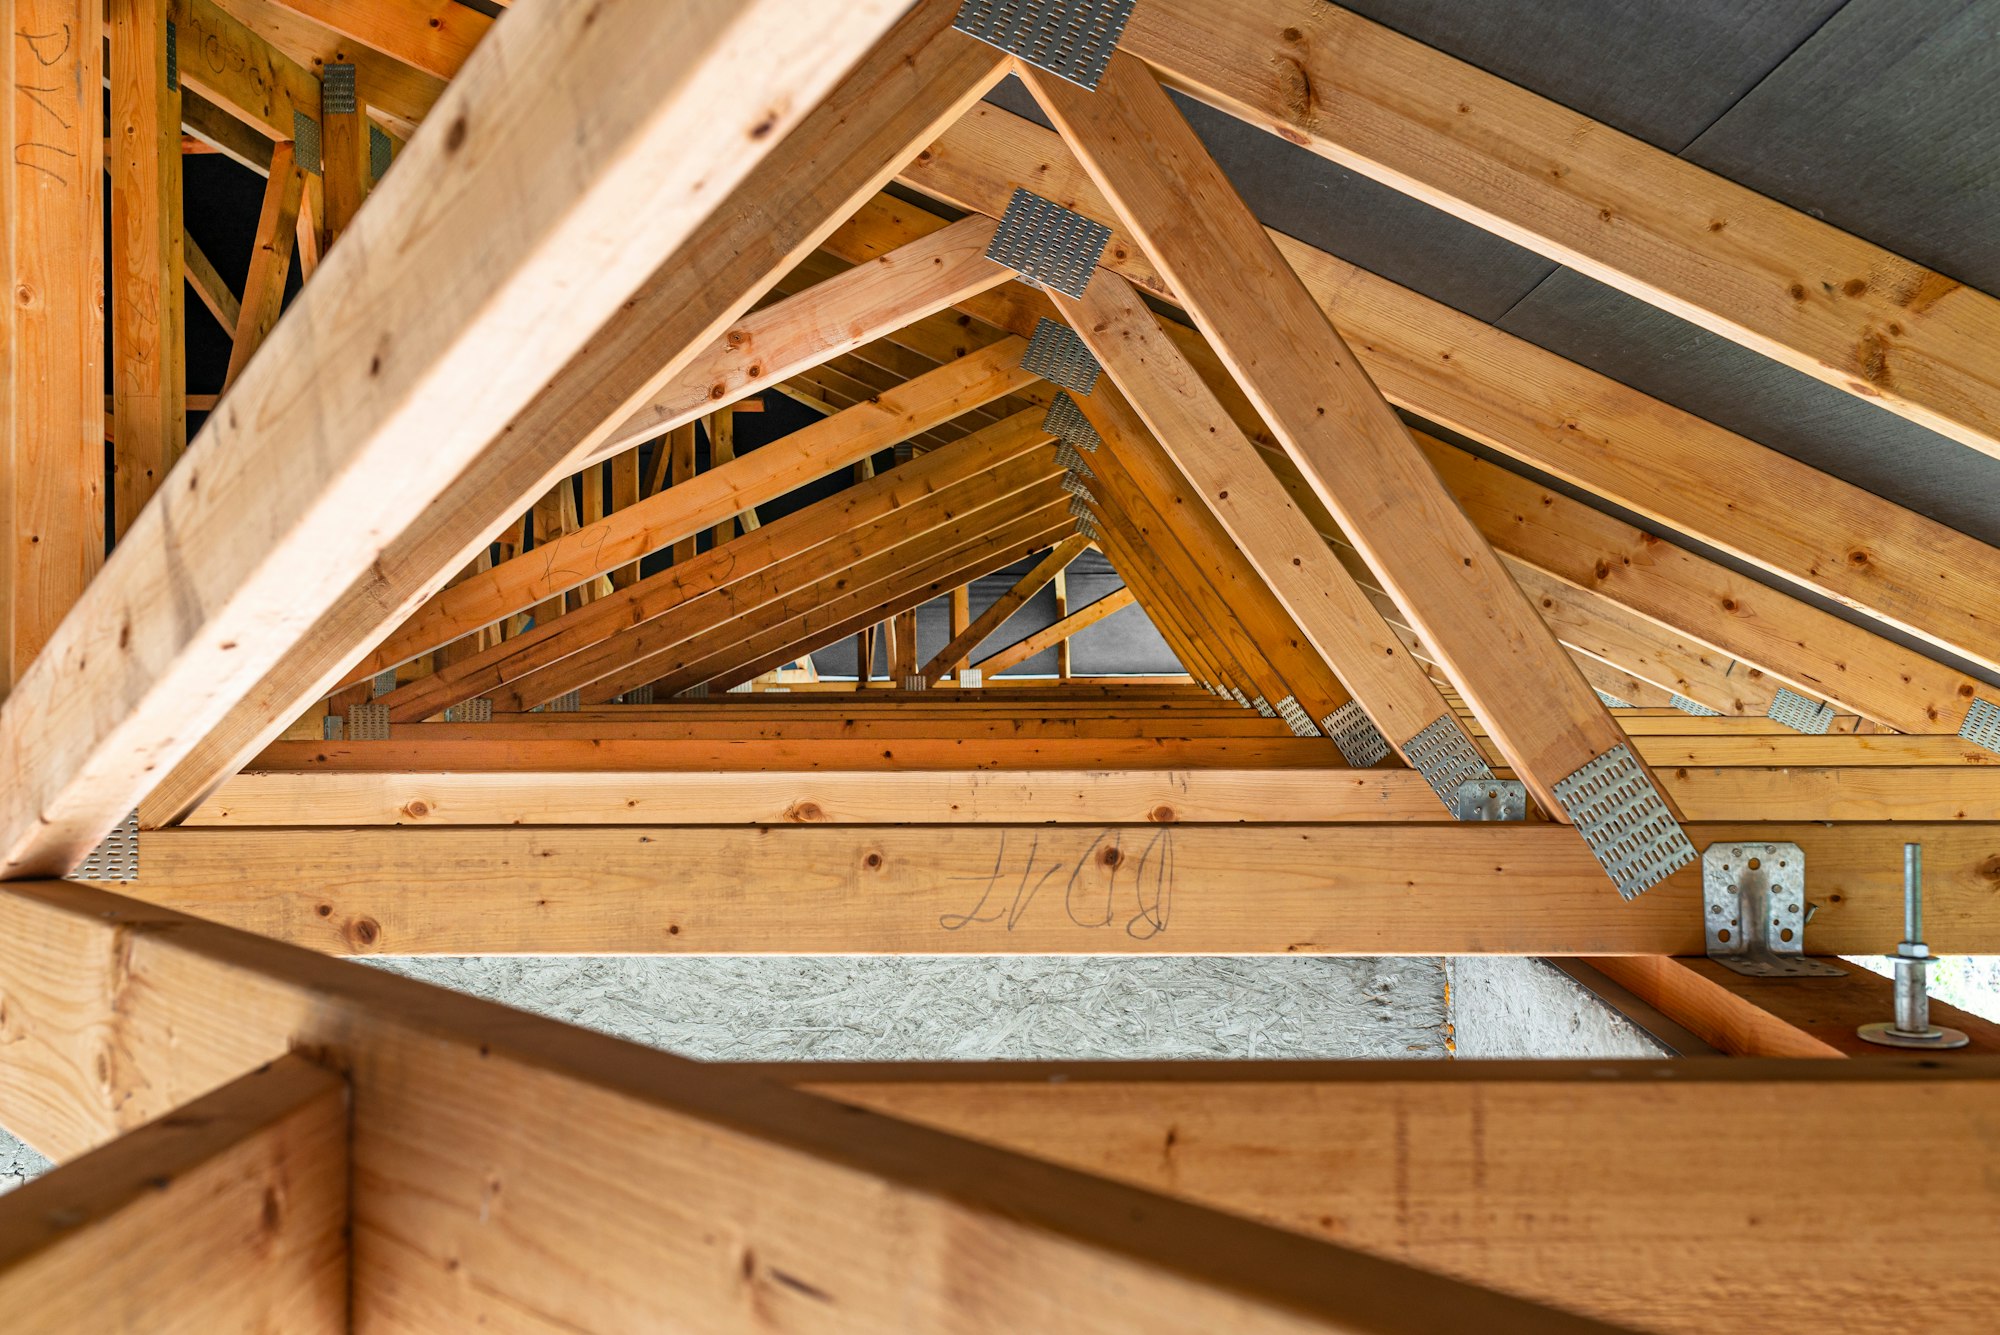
[544,690,581,712]
[1068,494,1097,523]
[323,63,357,115]
[372,669,398,698]
[901,674,929,692]
[960,668,984,688]
[1054,441,1094,476]
[347,701,391,740]
[986,189,1112,299]
[1595,689,1631,709]
[165,21,178,91]
[369,124,393,182]
[1044,391,1101,451]
[1960,697,2000,757]
[443,698,493,723]
[1553,742,1697,900]
[1455,779,1528,822]
[1322,700,1390,769]
[952,0,1136,90]
[1274,695,1320,738]
[1251,695,1275,718]
[1022,317,1101,394]
[293,110,322,175]
[1229,686,1251,709]
[1670,694,1721,717]
[617,686,655,706]
[70,811,139,883]
[1767,686,1835,734]
[1072,512,1102,542]
[1703,842,1845,977]
[1061,473,1097,503]
[322,715,344,741]
[680,683,711,699]
[1401,714,1495,809]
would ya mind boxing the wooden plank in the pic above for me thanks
[1123,0,2000,464]
[317,59,366,246]
[135,0,998,832]
[108,0,186,539]
[901,109,2000,679]
[921,535,1087,684]
[762,1057,2000,1335]
[0,1054,347,1331]
[168,0,319,144]
[103,822,2000,957]
[0,0,914,876]
[667,423,698,564]
[3,1,104,695]
[1588,955,2000,1058]
[1023,57,1646,820]
[973,586,1134,677]
[0,880,1590,1332]
[219,139,303,390]
[206,0,443,138]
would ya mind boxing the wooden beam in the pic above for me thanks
[134,0,1003,832]
[0,1054,347,1330]
[104,822,2000,957]
[0,880,1586,1331]
[1588,955,2000,1058]
[269,0,487,82]
[220,139,304,390]
[1023,55,1655,827]
[108,0,186,539]
[900,107,2000,679]
[3,0,105,695]
[1424,436,1989,733]
[180,224,241,330]
[168,0,319,144]
[922,535,1088,684]
[349,339,1041,689]
[1056,278,1454,758]
[0,0,915,876]
[1123,0,2000,463]
[759,1056,2000,1334]
[317,60,366,247]
[973,586,1134,677]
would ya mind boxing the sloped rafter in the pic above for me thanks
[898,106,2000,687]
[3,0,922,875]
[138,4,1017,829]
[1122,0,2000,463]
[971,586,1136,678]
[922,534,1090,684]
[1019,52,1656,833]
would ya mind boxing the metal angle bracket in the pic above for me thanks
[952,0,1136,90]
[1670,694,1721,717]
[1044,391,1101,451]
[1767,686,1835,734]
[1703,842,1845,978]
[1961,697,2000,757]
[1021,317,1102,395]
[1321,699,1390,769]
[1401,713,1496,810]
[985,189,1112,299]
[1455,779,1528,822]
[1554,742,1697,900]
[69,811,140,883]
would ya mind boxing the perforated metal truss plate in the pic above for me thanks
[323,715,344,741]
[348,701,391,740]
[952,0,1135,90]
[372,669,398,697]
[293,110,322,175]
[1961,697,2000,756]
[960,668,984,687]
[369,124,392,182]
[1230,686,1251,709]
[1595,689,1631,709]
[1455,779,1528,822]
[1252,696,1275,718]
[618,685,655,706]
[1274,695,1320,738]
[1072,512,1101,541]
[1553,743,1697,900]
[547,690,580,712]
[70,811,139,883]
[1322,700,1390,768]
[1068,495,1097,523]
[1061,473,1097,503]
[165,21,178,91]
[443,698,493,724]
[1054,441,1093,476]
[681,683,711,699]
[1044,391,1101,451]
[901,675,929,692]
[1703,842,1845,978]
[1021,317,1102,394]
[986,190,1112,299]
[1401,714,1495,809]
[1767,686,1835,734]
[1670,694,1721,717]
[323,63,357,115]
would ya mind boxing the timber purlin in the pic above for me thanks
[6,0,2000,1329]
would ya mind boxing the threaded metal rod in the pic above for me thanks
[1904,842,1923,941]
